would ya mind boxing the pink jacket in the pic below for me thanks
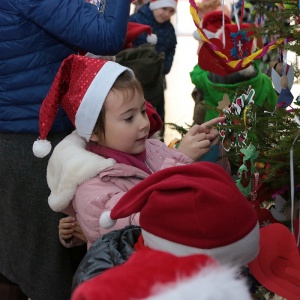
[47,131,193,248]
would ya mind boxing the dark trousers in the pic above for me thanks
[0,274,27,300]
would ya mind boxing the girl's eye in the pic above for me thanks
[124,116,134,122]
[142,109,147,115]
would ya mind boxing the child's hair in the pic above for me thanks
[92,70,144,142]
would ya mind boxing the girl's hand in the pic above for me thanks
[178,117,223,161]
[58,216,76,240]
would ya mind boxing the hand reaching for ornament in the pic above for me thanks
[178,117,224,161]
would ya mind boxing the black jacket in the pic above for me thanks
[72,226,141,291]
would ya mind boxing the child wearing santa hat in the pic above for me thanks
[71,161,259,294]
[57,18,158,249]
[33,54,224,249]
[57,100,163,249]
[128,0,178,125]
[190,11,278,123]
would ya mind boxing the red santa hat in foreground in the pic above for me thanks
[149,0,177,11]
[100,162,260,267]
[32,54,161,158]
[71,249,252,300]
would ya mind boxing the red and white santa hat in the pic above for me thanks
[32,54,132,158]
[71,249,252,300]
[193,11,232,41]
[100,162,260,267]
[124,22,157,49]
[149,0,177,11]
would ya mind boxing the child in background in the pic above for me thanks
[128,0,177,125]
[33,54,223,249]
[190,13,277,122]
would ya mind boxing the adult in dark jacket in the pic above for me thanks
[0,0,131,299]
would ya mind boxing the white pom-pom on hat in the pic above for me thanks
[147,33,157,45]
[124,22,157,49]
[32,139,52,158]
[99,211,117,229]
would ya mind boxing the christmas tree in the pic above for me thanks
[168,1,300,298]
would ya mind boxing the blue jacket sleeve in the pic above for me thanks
[14,0,131,55]
[162,28,176,75]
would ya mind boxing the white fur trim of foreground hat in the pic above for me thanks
[47,130,115,212]
[149,0,177,11]
[146,265,252,300]
[75,61,133,142]
[142,222,260,267]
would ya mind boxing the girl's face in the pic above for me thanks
[91,89,150,154]
[153,7,176,24]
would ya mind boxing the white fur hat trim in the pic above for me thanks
[146,265,252,300]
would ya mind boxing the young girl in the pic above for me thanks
[33,54,223,249]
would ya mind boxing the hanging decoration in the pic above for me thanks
[236,144,259,197]
[270,41,295,108]
[218,87,255,151]
[189,0,288,75]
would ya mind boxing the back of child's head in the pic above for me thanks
[32,54,136,158]
[100,162,260,267]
